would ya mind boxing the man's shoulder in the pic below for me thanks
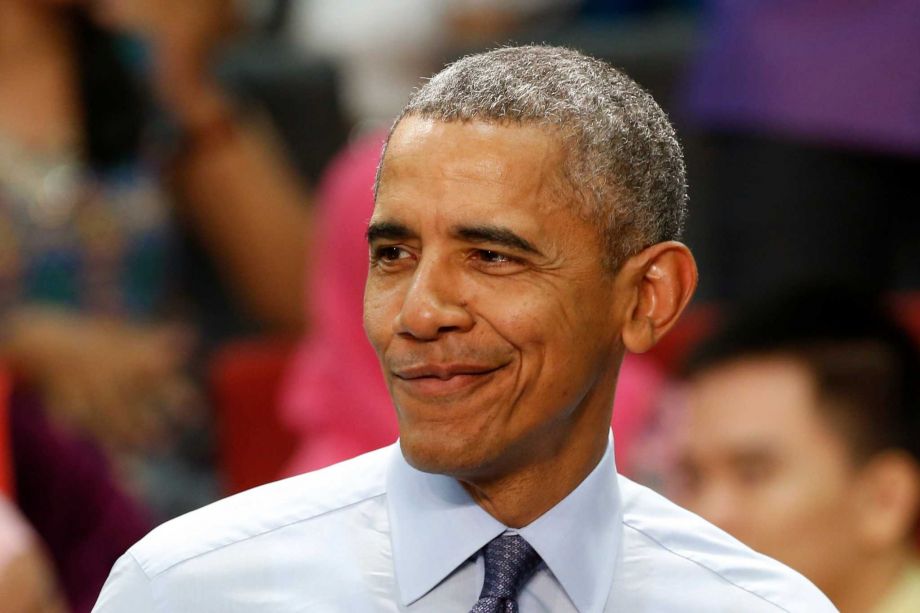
[128,445,393,579]
[616,475,837,612]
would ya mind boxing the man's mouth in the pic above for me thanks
[394,363,503,380]
[391,363,507,398]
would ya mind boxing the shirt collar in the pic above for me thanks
[386,434,623,612]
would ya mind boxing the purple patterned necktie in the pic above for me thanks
[470,534,543,613]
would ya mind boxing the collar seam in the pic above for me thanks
[621,519,793,613]
[146,491,388,579]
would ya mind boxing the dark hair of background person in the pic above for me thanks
[682,285,920,465]
[70,7,148,172]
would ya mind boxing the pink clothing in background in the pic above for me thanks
[280,132,665,477]
[280,133,397,475]
[611,353,665,476]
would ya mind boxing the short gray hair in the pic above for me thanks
[376,45,687,270]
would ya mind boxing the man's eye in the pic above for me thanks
[473,249,515,265]
[372,246,410,263]
[735,461,774,486]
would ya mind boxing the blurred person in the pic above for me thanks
[9,385,150,613]
[672,287,920,612]
[0,0,308,483]
[0,495,68,613]
[94,45,832,612]
[681,1,920,302]
[0,0,312,606]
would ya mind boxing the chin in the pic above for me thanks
[399,429,492,478]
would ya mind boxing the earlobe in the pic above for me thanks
[620,241,698,353]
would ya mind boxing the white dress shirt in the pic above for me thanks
[93,439,836,612]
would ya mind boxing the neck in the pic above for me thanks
[829,545,914,613]
[459,386,614,528]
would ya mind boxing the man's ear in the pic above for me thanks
[618,241,697,353]
[853,451,920,552]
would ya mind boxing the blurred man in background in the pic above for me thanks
[672,287,920,612]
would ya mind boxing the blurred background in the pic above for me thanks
[0,1,917,611]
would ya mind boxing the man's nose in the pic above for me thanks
[394,260,474,340]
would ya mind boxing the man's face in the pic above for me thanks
[673,357,864,594]
[364,117,626,480]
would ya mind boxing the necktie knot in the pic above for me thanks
[470,534,542,613]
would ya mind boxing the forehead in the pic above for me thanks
[375,117,574,221]
[685,358,840,455]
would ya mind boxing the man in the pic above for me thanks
[673,287,920,612]
[93,45,834,611]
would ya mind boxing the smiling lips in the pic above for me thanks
[391,363,506,398]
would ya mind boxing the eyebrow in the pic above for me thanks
[453,225,542,255]
[366,220,542,256]
[366,221,414,244]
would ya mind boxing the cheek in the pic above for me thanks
[741,468,852,553]
[480,277,600,343]
[787,476,853,537]
[469,279,541,332]
[363,279,403,349]
[750,475,860,589]
[486,297,607,417]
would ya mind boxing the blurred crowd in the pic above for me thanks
[0,1,917,612]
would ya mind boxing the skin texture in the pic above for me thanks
[675,357,920,611]
[365,116,696,527]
